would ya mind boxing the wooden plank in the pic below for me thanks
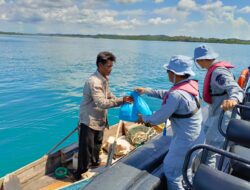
[15,155,48,176]
[22,174,71,190]
[18,161,46,185]
[0,156,48,190]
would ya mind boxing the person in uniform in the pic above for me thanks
[136,55,205,190]
[193,44,244,168]
[76,51,133,180]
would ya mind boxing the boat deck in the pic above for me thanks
[22,150,123,190]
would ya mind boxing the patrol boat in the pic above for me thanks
[77,103,250,189]
[68,77,250,190]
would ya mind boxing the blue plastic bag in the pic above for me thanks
[118,103,138,122]
[132,92,152,116]
[119,92,152,122]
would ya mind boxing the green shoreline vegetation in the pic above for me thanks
[1,31,250,45]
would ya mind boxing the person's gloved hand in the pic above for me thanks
[220,99,238,111]
[123,96,133,103]
[134,87,145,95]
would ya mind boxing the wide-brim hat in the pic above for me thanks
[193,44,219,61]
[163,55,195,76]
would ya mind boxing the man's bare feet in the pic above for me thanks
[81,171,96,179]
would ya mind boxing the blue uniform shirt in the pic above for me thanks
[203,61,244,168]
[142,79,202,141]
[209,61,244,115]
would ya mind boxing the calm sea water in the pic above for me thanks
[0,35,249,177]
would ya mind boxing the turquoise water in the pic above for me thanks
[0,35,250,177]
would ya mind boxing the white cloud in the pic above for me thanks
[238,6,250,14]
[178,0,197,11]
[96,9,118,18]
[75,9,142,29]
[15,0,75,9]
[101,18,141,29]
[181,1,250,40]
[154,7,190,20]
[154,0,164,3]
[115,0,142,4]
[148,17,175,25]
[0,0,250,39]
[111,17,142,30]
[0,0,5,5]
[0,14,6,20]
[201,1,223,11]
[0,0,79,23]
[201,2,237,23]
[0,0,142,30]
[80,0,109,8]
[119,9,145,17]
[0,0,144,29]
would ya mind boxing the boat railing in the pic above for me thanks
[182,144,250,190]
[218,104,250,137]
[46,126,79,155]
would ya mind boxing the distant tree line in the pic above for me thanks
[1,31,250,45]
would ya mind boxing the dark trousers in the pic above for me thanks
[77,123,104,176]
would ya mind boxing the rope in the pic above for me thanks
[130,127,157,145]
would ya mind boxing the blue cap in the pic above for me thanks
[163,55,195,76]
[193,44,219,61]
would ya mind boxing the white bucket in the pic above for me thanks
[72,152,78,170]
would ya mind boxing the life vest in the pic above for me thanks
[203,61,234,104]
[162,80,200,118]
[238,69,249,89]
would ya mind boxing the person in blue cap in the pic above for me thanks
[193,44,244,168]
[136,55,205,190]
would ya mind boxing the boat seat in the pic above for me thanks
[226,119,250,149]
[230,145,250,181]
[193,164,250,190]
[224,119,250,180]
[183,144,250,190]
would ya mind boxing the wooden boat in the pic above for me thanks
[0,122,166,190]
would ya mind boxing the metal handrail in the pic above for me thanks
[218,110,226,137]
[182,144,250,190]
[236,103,250,110]
[217,103,250,170]
[218,104,250,137]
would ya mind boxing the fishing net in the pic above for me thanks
[127,126,157,146]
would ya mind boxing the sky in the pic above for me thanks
[0,0,250,39]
